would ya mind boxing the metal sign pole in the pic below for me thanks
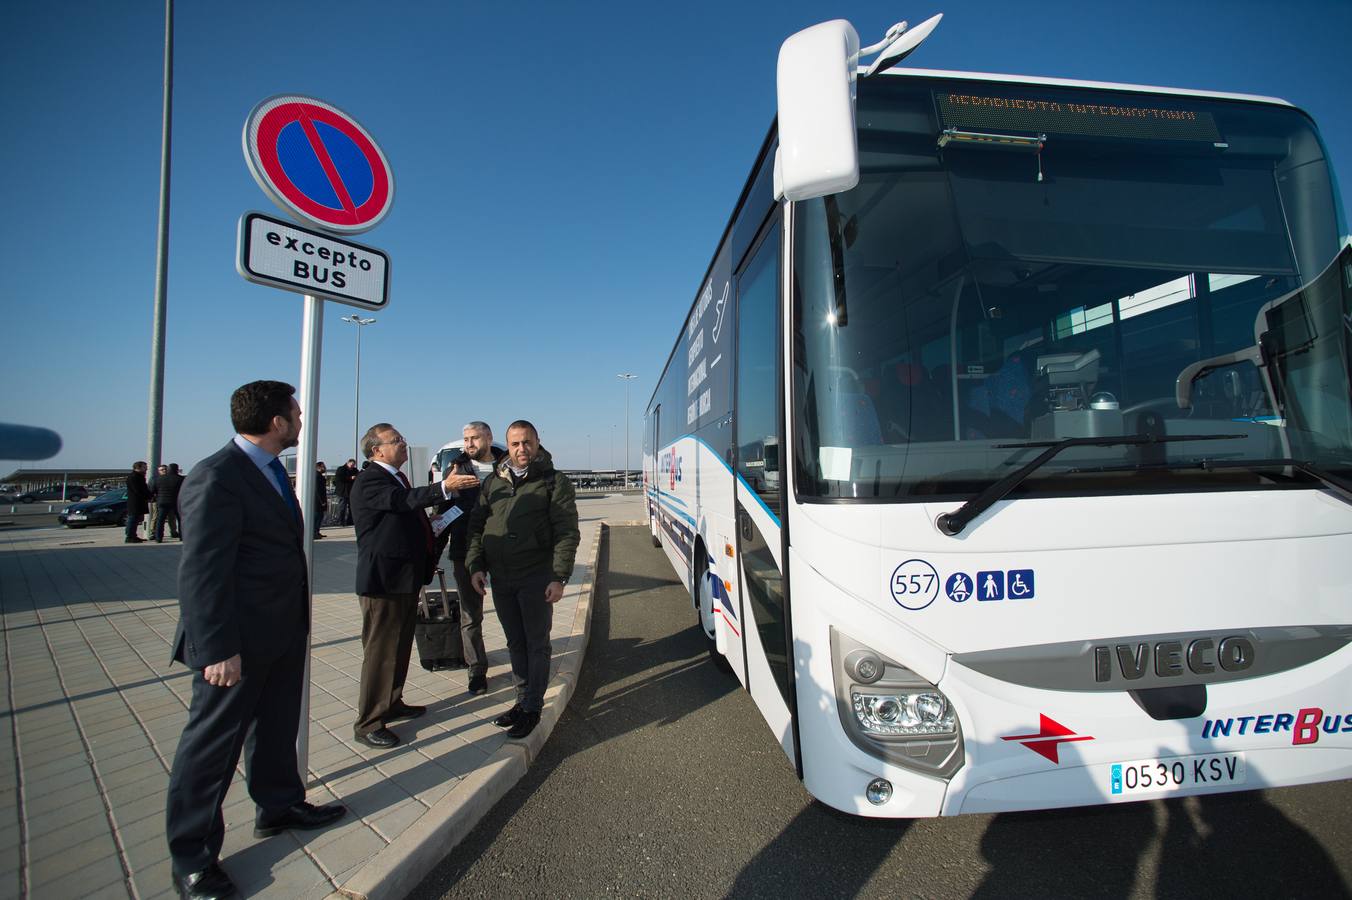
[294,294,324,782]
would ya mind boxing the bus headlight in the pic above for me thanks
[832,628,964,778]
[852,691,956,736]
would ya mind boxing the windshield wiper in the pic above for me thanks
[935,433,1246,536]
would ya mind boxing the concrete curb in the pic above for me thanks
[334,523,607,900]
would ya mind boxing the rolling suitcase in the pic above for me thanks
[415,567,464,671]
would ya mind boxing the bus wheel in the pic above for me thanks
[695,544,733,673]
[650,517,661,547]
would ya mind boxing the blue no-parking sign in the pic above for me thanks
[243,95,394,234]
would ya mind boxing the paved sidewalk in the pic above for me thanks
[0,492,642,899]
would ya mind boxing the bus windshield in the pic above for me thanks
[793,76,1350,501]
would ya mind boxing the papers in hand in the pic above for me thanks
[430,506,462,536]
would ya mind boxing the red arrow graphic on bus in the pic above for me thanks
[1001,714,1094,764]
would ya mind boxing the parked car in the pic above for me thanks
[59,490,127,528]
[18,484,89,503]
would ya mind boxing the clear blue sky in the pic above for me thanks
[5,0,1350,473]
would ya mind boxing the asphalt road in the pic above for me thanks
[410,526,1352,899]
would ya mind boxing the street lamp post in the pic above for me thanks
[617,373,637,488]
[341,315,376,460]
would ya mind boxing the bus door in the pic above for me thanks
[732,218,797,764]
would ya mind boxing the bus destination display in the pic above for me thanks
[937,91,1223,143]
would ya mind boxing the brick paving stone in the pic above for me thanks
[21,758,94,794]
[31,856,127,898]
[308,826,387,881]
[27,831,120,886]
[121,832,171,874]
[19,810,107,857]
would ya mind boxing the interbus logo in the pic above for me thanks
[1201,707,1352,744]
[659,448,682,489]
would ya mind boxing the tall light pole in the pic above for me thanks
[342,315,376,460]
[145,0,173,473]
[617,373,637,488]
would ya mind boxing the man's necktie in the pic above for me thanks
[397,470,436,555]
[267,458,301,523]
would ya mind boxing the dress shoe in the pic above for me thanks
[467,674,488,696]
[173,861,237,899]
[314,532,325,539]
[253,801,347,838]
[355,727,399,749]
[506,710,541,739]
[125,536,144,544]
[493,704,523,728]
[387,702,425,721]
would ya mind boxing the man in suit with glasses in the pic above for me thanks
[350,423,477,748]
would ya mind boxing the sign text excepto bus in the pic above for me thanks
[236,211,390,311]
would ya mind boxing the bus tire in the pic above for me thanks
[651,520,661,548]
[695,543,733,674]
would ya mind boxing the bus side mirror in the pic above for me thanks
[776,19,860,202]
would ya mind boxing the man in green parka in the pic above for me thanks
[467,420,579,739]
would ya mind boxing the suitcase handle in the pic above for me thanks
[419,568,454,620]
[435,567,452,618]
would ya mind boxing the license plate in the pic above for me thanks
[67,513,86,520]
[1105,753,1245,797]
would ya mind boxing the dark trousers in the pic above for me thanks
[165,636,306,876]
[334,496,351,526]
[491,573,554,713]
[314,505,326,537]
[451,558,487,677]
[125,512,144,541]
[153,504,179,541]
[354,593,418,736]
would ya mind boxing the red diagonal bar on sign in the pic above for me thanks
[298,112,357,216]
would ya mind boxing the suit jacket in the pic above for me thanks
[127,471,151,516]
[152,471,184,508]
[171,441,308,668]
[334,464,358,499]
[351,464,451,595]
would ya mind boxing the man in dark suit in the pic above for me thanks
[152,462,184,542]
[333,457,358,526]
[165,381,344,900]
[350,422,473,748]
[125,461,151,543]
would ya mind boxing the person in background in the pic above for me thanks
[314,461,329,540]
[165,380,344,900]
[125,461,151,544]
[443,421,506,696]
[466,420,579,739]
[152,463,184,542]
[333,458,358,526]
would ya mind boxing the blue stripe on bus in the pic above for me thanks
[650,433,782,528]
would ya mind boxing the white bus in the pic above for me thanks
[643,15,1352,817]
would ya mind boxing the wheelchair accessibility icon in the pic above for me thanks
[1007,569,1035,599]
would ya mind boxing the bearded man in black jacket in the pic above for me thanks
[442,421,506,696]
